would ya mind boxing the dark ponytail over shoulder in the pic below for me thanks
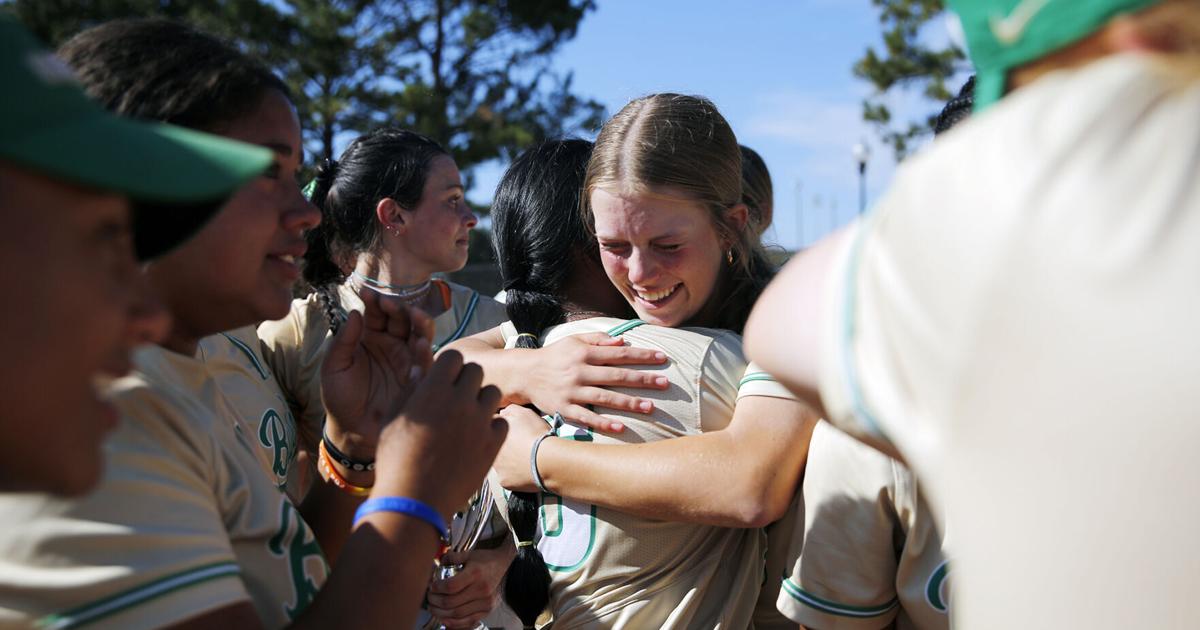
[502,296,556,627]
[491,139,595,627]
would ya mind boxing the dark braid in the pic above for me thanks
[934,75,976,136]
[491,139,595,627]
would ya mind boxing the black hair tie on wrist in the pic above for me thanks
[322,430,376,472]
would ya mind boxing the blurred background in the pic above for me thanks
[4,0,973,293]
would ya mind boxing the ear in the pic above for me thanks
[723,203,749,239]
[375,198,405,234]
[1104,14,1170,54]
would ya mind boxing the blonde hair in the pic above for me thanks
[583,94,775,333]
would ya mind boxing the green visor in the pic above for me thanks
[947,0,1162,110]
[0,16,273,259]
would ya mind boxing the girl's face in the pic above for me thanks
[393,155,473,275]
[148,89,319,336]
[591,186,733,328]
[0,165,168,496]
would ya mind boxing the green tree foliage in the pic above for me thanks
[854,0,966,159]
[5,0,603,176]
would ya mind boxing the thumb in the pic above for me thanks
[324,308,363,374]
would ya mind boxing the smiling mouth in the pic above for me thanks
[635,284,680,305]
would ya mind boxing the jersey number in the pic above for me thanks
[537,423,597,572]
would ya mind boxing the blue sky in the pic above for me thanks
[465,0,970,251]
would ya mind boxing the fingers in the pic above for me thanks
[584,344,668,367]
[560,404,625,433]
[477,384,502,411]
[323,309,363,373]
[582,365,669,391]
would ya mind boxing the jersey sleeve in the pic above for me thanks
[815,164,979,473]
[737,360,800,402]
[0,380,249,629]
[258,298,329,449]
[776,421,902,630]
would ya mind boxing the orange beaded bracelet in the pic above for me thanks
[318,438,372,497]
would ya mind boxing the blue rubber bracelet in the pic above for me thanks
[354,497,448,540]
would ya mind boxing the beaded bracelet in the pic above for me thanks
[321,430,376,472]
[355,497,449,544]
[317,439,372,497]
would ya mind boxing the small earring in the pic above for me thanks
[726,249,734,264]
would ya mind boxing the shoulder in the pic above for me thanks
[446,280,507,325]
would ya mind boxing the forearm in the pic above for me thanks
[442,338,532,406]
[292,512,441,628]
[298,475,363,564]
[535,423,809,528]
[745,227,855,419]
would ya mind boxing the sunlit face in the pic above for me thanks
[0,164,170,495]
[148,89,319,335]
[591,186,729,328]
[394,155,473,274]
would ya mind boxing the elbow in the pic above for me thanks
[726,490,790,529]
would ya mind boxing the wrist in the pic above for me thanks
[323,420,379,460]
[322,423,377,486]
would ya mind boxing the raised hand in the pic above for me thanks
[371,350,507,518]
[320,286,435,460]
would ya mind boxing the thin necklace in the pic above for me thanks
[349,271,433,304]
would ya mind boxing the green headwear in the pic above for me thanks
[948,0,1163,110]
[0,15,274,259]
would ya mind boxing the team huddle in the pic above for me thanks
[2,0,1200,629]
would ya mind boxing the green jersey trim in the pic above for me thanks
[839,222,887,438]
[780,577,899,618]
[433,290,480,352]
[605,319,646,337]
[738,372,776,388]
[37,561,242,629]
[221,332,269,380]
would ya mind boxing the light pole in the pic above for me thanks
[852,140,870,215]
[794,178,803,250]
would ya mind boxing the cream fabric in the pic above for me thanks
[0,346,328,629]
[197,326,300,498]
[778,421,947,630]
[818,55,1200,629]
[258,280,507,443]
[499,317,797,629]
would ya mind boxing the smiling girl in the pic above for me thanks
[449,95,817,629]
[0,19,504,630]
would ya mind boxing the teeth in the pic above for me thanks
[278,255,295,264]
[637,285,677,302]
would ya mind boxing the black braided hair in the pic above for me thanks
[934,75,976,136]
[491,139,595,627]
[300,129,449,332]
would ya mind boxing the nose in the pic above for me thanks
[126,271,171,347]
[284,183,322,232]
[626,248,659,286]
[461,204,477,229]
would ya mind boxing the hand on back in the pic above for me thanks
[521,332,669,432]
